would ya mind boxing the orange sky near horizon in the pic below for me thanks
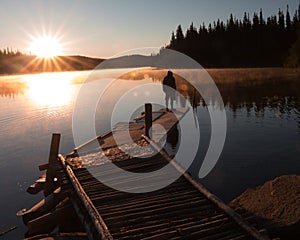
[1,0,299,58]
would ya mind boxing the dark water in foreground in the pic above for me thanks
[0,69,299,239]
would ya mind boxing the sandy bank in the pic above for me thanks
[229,175,300,239]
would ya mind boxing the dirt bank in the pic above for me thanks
[229,175,300,239]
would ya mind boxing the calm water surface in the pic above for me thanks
[0,69,299,239]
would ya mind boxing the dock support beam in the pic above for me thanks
[48,133,61,165]
[44,133,61,197]
[145,103,152,138]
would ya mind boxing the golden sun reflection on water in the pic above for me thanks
[25,72,78,107]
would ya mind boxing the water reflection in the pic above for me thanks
[0,69,299,239]
[119,68,300,128]
[25,73,73,107]
[1,69,300,124]
[0,80,28,98]
[0,72,82,107]
[295,108,300,130]
[165,123,179,157]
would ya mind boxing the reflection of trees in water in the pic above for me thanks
[191,77,300,121]
[217,79,300,121]
[120,69,300,121]
[121,69,300,131]
[0,81,28,98]
[294,103,300,130]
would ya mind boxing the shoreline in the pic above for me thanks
[0,66,299,78]
[229,175,300,240]
[0,55,104,76]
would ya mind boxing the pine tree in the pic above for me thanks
[278,9,285,30]
[286,5,291,30]
[259,9,265,25]
[253,13,259,28]
[175,25,184,42]
[170,31,176,47]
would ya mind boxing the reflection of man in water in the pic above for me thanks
[167,123,179,152]
[162,71,176,111]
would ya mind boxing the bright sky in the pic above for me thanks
[1,0,299,58]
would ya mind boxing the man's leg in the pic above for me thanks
[170,91,175,110]
[165,94,169,111]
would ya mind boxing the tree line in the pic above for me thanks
[166,4,300,68]
[0,47,25,57]
[0,48,103,74]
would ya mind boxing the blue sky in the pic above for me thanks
[1,0,299,58]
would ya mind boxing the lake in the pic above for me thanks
[0,68,299,239]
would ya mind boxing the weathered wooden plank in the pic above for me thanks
[95,192,206,212]
[113,214,226,238]
[101,198,208,220]
[0,226,17,237]
[103,203,219,224]
[138,220,240,240]
[26,199,72,237]
[26,173,47,194]
[142,135,269,240]
[59,154,113,240]
[38,163,49,171]
[22,188,69,224]
[24,232,88,240]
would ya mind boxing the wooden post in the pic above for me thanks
[44,133,61,197]
[145,103,152,138]
[48,133,61,165]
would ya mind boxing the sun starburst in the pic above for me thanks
[29,35,63,58]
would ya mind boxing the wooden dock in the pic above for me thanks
[22,105,271,240]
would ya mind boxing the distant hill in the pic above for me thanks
[0,54,104,75]
[0,50,198,75]
[99,49,199,69]
[99,54,153,69]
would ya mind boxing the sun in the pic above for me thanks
[30,36,63,58]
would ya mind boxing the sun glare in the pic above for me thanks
[25,72,75,107]
[30,36,63,58]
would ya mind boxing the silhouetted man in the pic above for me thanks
[162,71,176,111]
